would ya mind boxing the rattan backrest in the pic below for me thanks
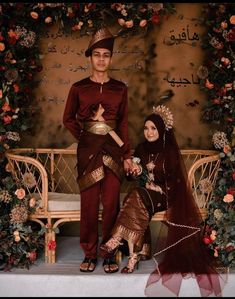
[6,148,220,212]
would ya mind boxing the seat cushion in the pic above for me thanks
[34,192,128,212]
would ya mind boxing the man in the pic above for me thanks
[63,27,132,273]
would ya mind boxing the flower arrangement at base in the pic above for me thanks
[203,133,235,268]
[0,173,44,270]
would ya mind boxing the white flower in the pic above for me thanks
[132,157,141,164]
[22,173,37,188]
[214,209,223,220]
[199,178,212,194]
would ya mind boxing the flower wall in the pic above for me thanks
[199,3,235,268]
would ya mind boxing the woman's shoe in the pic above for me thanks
[121,253,140,274]
[100,237,123,256]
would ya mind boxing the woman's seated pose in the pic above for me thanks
[100,105,224,296]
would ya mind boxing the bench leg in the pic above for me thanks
[51,231,56,263]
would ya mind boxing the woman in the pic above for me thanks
[100,105,224,296]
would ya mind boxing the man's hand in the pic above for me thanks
[123,159,132,175]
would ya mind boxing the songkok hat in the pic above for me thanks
[85,27,115,57]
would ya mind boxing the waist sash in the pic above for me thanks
[83,120,124,147]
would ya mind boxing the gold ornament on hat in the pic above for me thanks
[88,27,113,48]
[152,105,173,130]
[85,27,114,57]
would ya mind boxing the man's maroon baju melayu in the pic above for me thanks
[63,77,131,259]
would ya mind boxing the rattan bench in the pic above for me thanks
[6,148,220,263]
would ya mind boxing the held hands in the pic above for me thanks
[124,159,142,176]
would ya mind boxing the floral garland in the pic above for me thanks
[0,3,175,270]
[198,3,235,268]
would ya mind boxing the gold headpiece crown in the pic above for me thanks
[152,105,173,130]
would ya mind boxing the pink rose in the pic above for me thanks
[125,20,134,28]
[139,19,147,27]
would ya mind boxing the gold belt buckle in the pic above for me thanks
[89,123,112,135]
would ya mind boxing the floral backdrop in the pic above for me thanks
[198,3,235,268]
[0,3,235,270]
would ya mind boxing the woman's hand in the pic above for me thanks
[146,182,163,193]
[130,163,142,176]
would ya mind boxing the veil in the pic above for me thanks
[142,110,225,297]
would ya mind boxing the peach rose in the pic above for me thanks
[30,11,39,19]
[230,15,235,25]
[118,18,125,26]
[15,188,26,200]
[210,233,216,241]
[14,236,20,242]
[0,42,5,51]
[221,21,228,29]
[2,102,11,112]
[223,144,231,154]
[223,193,234,203]
[214,249,218,257]
[45,17,52,24]
[29,197,36,208]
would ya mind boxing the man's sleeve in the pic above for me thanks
[63,85,83,140]
[118,85,131,160]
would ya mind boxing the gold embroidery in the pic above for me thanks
[78,155,123,191]
[78,166,105,191]
[113,224,144,245]
[103,155,123,180]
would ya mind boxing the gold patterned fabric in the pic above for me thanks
[78,166,105,191]
[111,190,150,250]
[78,155,123,191]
